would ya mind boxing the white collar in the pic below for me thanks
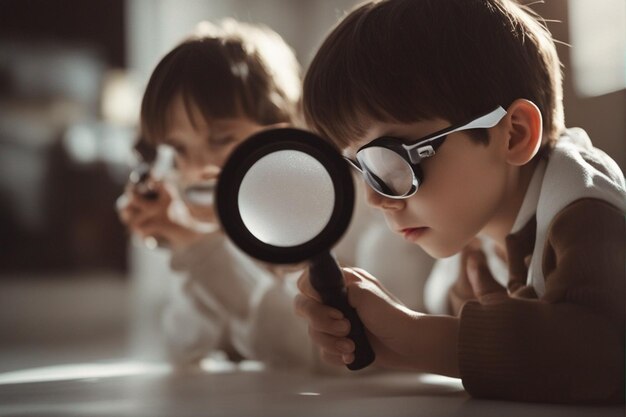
[510,158,547,234]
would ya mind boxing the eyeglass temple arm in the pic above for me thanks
[344,156,362,172]
[404,106,507,163]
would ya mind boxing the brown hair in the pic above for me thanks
[303,0,564,150]
[141,19,301,145]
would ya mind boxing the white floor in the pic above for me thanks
[0,273,130,373]
[0,274,622,417]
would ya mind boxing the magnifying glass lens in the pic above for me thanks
[238,150,335,247]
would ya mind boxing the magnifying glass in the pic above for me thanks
[216,128,375,370]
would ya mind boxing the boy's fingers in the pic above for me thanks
[136,221,171,239]
[116,193,130,212]
[320,349,347,367]
[129,190,169,211]
[342,267,361,286]
[118,205,135,224]
[341,352,355,365]
[129,210,168,232]
[346,267,376,282]
[293,294,348,335]
[307,327,354,355]
[121,193,167,225]
[296,270,322,302]
[346,267,404,305]
[118,192,150,215]
[120,206,147,228]
[466,251,507,301]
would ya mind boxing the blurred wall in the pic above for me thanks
[127,0,624,170]
[126,0,360,81]
[534,0,625,169]
[0,0,130,273]
[0,0,623,275]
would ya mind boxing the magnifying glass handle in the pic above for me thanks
[309,251,376,370]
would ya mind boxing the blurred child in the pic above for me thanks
[295,0,625,403]
[118,18,432,370]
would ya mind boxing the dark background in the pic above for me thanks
[0,0,623,276]
[0,0,129,273]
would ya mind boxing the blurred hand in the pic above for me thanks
[117,180,212,250]
[294,267,423,370]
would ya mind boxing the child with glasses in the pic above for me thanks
[294,0,625,403]
[118,19,432,370]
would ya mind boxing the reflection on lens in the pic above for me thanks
[357,147,414,196]
[238,150,335,247]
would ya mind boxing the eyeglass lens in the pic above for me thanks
[357,147,415,196]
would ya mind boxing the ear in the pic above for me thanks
[503,99,543,166]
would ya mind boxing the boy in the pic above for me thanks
[295,0,625,403]
[118,18,310,367]
[118,19,431,369]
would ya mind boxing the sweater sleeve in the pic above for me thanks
[161,273,228,367]
[458,199,625,403]
[168,233,321,369]
[161,233,230,367]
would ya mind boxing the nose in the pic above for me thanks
[199,165,220,181]
[198,150,223,169]
[364,184,404,211]
[191,150,222,180]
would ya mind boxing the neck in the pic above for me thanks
[481,160,538,252]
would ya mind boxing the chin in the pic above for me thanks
[187,205,215,223]
[418,238,465,259]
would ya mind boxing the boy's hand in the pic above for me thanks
[450,243,508,313]
[465,249,508,304]
[117,181,207,250]
[294,267,423,370]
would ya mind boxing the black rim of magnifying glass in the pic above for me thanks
[216,128,355,265]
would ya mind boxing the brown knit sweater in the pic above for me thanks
[457,198,625,403]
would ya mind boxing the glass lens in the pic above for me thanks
[356,147,414,196]
[238,150,335,247]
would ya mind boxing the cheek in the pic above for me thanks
[187,203,216,222]
[175,156,210,186]
[415,147,507,253]
[447,161,504,210]
[174,155,189,173]
[209,152,226,168]
[215,143,241,166]
[436,141,504,203]
[175,157,201,178]
[207,136,247,167]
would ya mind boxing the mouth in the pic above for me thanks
[183,179,217,207]
[400,227,429,241]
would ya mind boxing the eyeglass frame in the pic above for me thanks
[344,106,508,199]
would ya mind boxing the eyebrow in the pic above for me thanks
[208,128,234,139]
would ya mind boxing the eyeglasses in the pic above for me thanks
[345,106,507,199]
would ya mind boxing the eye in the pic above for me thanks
[210,134,236,147]
[171,144,187,156]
